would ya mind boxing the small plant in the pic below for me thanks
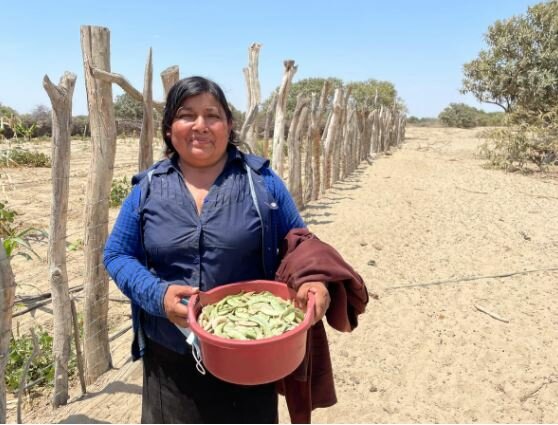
[67,239,83,252]
[1,201,46,259]
[0,148,51,167]
[5,328,78,392]
[0,200,16,237]
[14,121,37,141]
[110,176,131,208]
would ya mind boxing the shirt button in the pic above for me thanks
[270,202,277,208]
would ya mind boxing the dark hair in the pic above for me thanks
[161,76,238,156]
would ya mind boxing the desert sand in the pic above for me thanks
[4,126,558,423]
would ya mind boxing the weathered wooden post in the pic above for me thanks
[342,106,356,179]
[0,244,15,423]
[138,48,154,171]
[242,43,262,151]
[332,88,352,183]
[161,65,179,98]
[80,25,116,384]
[321,88,343,194]
[310,81,330,201]
[303,94,317,205]
[271,60,297,177]
[43,71,77,406]
[262,93,276,158]
[286,93,309,208]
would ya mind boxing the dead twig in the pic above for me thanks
[455,186,488,195]
[474,304,509,323]
[519,191,558,201]
[386,266,558,291]
[520,374,558,403]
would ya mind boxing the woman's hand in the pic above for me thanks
[296,281,330,325]
[164,284,199,328]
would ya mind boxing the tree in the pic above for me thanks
[462,0,558,114]
[262,77,342,120]
[438,103,479,128]
[346,79,406,112]
[114,92,161,137]
[438,103,505,128]
[114,92,143,120]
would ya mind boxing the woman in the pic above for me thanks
[104,76,330,423]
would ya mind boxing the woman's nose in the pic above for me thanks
[192,115,207,131]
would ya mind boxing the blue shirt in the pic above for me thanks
[104,145,305,356]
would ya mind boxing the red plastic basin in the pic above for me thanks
[187,280,314,385]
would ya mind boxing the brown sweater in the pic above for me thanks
[275,228,371,423]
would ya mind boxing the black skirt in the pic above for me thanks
[141,338,278,424]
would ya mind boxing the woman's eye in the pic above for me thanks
[177,114,195,121]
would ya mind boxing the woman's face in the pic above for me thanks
[169,92,232,168]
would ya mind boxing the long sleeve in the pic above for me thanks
[103,185,169,317]
[262,168,306,239]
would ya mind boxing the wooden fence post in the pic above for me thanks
[242,43,262,151]
[0,244,15,423]
[321,88,343,194]
[138,48,153,171]
[80,25,115,384]
[310,81,330,201]
[262,93,276,158]
[161,65,179,99]
[286,93,309,208]
[271,60,297,177]
[43,71,77,406]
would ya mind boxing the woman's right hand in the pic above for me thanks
[163,284,199,328]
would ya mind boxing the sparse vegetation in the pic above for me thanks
[479,108,558,172]
[1,148,51,167]
[0,200,46,259]
[6,327,78,393]
[110,176,131,208]
[438,103,505,128]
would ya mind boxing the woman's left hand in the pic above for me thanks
[296,281,330,325]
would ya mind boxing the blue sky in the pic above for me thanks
[0,0,539,118]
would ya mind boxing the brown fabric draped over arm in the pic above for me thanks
[275,228,373,423]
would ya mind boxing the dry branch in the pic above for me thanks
[473,304,509,323]
[386,266,558,290]
[90,67,165,112]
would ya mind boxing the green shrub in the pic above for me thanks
[110,176,131,208]
[479,109,558,172]
[0,200,17,238]
[1,148,51,167]
[438,103,505,128]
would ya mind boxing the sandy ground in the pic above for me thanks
[4,126,558,423]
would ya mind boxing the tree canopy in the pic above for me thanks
[461,0,558,114]
[263,76,405,116]
[438,103,505,128]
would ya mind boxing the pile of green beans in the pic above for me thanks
[198,290,305,340]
